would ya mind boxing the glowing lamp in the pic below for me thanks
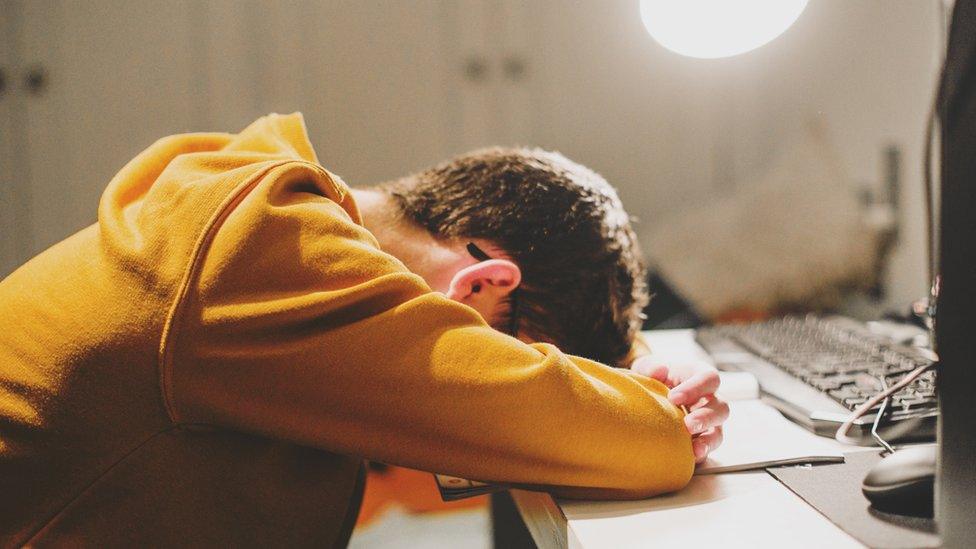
[640,0,809,59]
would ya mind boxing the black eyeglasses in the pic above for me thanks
[466,242,520,338]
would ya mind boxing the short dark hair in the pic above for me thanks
[382,147,648,368]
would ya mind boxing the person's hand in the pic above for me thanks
[631,356,729,464]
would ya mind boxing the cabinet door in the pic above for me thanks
[516,1,722,224]
[17,0,199,256]
[0,1,30,276]
[440,0,532,155]
[250,0,459,184]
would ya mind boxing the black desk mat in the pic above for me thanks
[767,451,938,548]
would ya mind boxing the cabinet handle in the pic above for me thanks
[502,56,527,81]
[0,67,6,96]
[463,57,489,82]
[25,65,48,96]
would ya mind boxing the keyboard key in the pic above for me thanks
[830,387,862,401]
[854,373,883,392]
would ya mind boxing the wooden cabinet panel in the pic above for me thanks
[16,0,198,256]
[0,1,31,276]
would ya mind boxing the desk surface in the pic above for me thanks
[511,330,866,549]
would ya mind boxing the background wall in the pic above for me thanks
[0,0,944,311]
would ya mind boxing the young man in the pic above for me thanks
[0,113,726,546]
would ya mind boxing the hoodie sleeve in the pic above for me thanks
[158,114,694,499]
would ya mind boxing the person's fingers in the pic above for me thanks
[631,356,671,384]
[692,426,724,463]
[669,369,720,406]
[683,397,730,435]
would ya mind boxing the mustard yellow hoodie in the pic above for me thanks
[0,114,693,547]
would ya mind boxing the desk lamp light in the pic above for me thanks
[640,0,809,59]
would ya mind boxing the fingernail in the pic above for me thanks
[691,421,704,433]
[694,441,708,460]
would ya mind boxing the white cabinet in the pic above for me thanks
[1,3,30,276]
[5,0,200,273]
[261,0,460,183]
[1,0,478,276]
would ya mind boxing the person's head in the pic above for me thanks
[353,147,649,368]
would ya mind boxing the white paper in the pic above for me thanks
[695,400,844,474]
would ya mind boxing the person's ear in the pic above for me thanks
[445,259,521,303]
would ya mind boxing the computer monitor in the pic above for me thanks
[935,0,976,545]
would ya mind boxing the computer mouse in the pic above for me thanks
[862,445,936,517]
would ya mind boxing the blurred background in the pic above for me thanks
[0,0,946,546]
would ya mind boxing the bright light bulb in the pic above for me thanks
[640,0,809,59]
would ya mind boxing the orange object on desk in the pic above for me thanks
[356,464,488,527]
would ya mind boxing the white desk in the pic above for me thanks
[511,330,867,549]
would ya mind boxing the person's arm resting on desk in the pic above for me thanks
[152,120,694,500]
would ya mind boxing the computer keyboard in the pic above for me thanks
[696,316,937,441]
